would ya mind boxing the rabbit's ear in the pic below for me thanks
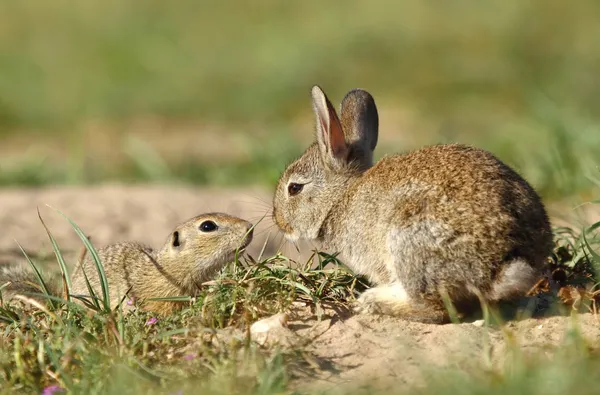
[311,85,349,168]
[340,89,379,170]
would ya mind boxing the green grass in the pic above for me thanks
[0,129,303,188]
[0,0,599,199]
[1,205,600,394]
[1,1,599,128]
[0,212,368,394]
[0,110,598,204]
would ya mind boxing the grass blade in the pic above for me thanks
[14,240,55,308]
[0,306,19,324]
[147,296,193,302]
[20,292,89,313]
[37,207,71,301]
[79,268,101,311]
[156,328,190,338]
[45,343,73,389]
[0,281,6,306]
[71,295,103,311]
[582,226,600,277]
[49,205,111,312]
[114,286,133,312]
[588,220,600,233]
[285,280,315,300]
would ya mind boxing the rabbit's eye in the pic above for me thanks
[287,183,304,196]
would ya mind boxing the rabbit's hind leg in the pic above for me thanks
[354,283,449,324]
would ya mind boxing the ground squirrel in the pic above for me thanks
[0,213,254,315]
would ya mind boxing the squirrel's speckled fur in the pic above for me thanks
[1,213,253,315]
[273,86,553,323]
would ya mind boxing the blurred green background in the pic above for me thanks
[0,0,598,201]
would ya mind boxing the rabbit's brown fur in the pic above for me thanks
[2,213,253,315]
[273,86,553,323]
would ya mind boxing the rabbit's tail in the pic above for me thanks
[487,258,545,301]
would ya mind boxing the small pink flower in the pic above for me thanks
[183,353,197,361]
[145,317,158,326]
[42,385,64,395]
[127,298,134,306]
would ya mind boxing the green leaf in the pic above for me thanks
[147,296,193,302]
[78,268,101,311]
[15,240,55,308]
[71,295,102,311]
[288,280,315,299]
[45,343,73,389]
[582,227,600,278]
[114,287,133,312]
[156,328,190,338]
[37,207,72,301]
[19,292,88,314]
[587,220,600,233]
[49,205,111,312]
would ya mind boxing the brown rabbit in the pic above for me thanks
[272,85,553,323]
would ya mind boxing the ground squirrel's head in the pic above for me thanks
[156,213,253,290]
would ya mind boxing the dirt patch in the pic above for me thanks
[262,305,600,392]
[0,184,317,267]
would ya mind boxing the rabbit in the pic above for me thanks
[272,85,553,323]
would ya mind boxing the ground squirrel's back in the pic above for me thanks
[72,213,253,314]
[70,242,155,310]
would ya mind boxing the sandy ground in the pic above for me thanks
[282,306,600,392]
[0,184,316,267]
[1,185,599,391]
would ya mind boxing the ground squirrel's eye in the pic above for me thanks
[199,220,218,232]
[287,183,304,196]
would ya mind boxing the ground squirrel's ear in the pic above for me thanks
[340,88,379,170]
[311,85,349,168]
[171,231,181,248]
